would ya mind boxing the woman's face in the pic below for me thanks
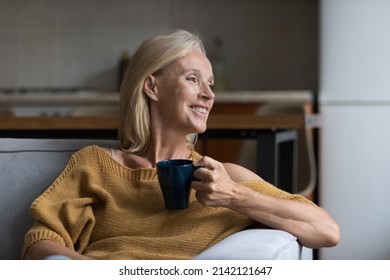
[149,50,215,135]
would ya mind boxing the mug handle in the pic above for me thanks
[192,165,203,181]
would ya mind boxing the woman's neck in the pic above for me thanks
[142,143,192,166]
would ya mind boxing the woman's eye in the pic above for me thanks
[186,76,198,83]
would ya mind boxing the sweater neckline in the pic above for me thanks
[93,145,200,182]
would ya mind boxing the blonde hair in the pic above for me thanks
[118,29,206,154]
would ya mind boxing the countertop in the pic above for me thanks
[0,90,313,106]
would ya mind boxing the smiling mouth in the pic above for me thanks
[190,106,207,114]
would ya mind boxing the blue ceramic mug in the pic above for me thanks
[156,159,200,210]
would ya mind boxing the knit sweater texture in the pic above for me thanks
[22,145,312,260]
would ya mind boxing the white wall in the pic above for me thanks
[0,0,318,91]
[320,0,390,103]
[320,106,390,259]
[319,0,390,259]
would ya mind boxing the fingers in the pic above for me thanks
[192,157,217,191]
[191,156,235,208]
[193,156,218,171]
[194,189,217,207]
[193,156,222,181]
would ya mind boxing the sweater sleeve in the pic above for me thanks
[22,153,97,258]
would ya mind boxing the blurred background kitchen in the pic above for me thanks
[0,0,317,116]
[2,0,390,260]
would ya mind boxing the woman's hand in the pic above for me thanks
[191,156,258,208]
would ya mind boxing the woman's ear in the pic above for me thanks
[143,75,158,101]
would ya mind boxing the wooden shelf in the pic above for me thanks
[0,114,320,131]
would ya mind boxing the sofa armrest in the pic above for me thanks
[194,229,312,260]
[0,138,117,260]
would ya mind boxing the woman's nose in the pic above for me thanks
[200,85,215,100]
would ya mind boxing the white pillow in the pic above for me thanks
[194,229,312,260]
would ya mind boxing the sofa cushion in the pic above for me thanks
[194,228,312,260]
[0,138,117,260]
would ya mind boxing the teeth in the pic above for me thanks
[191,107,207,113]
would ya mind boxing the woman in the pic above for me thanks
[22,30,339,260]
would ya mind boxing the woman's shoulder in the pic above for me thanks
[72,144,98,156]
[70,145,109,164]
[222,162,263,182]
[193,150,262,182]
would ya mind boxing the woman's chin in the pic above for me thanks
[195,124,207,134]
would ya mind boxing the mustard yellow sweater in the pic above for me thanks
[22,145,312,260]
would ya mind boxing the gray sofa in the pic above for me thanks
[0,138,312,260]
